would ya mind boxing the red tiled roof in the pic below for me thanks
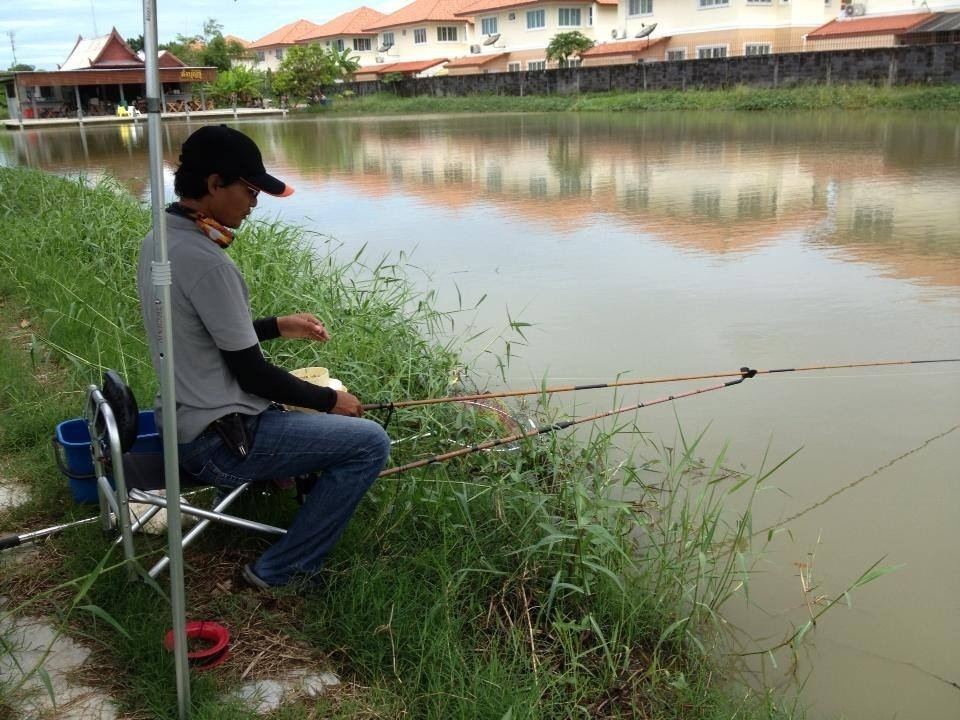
[157,50,186,67]
[302,7,387,40]
[250,19,324,48]
[360,58,449,75]
[445,52,508,67]
[581,37,668,56]
[363,0,476,31]
[458,0,615,14]
[807,12,932,39]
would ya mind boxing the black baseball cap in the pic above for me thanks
[178,124,293,197]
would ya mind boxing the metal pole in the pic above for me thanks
[142,0,190,716]
[12,79,23,129]
[74,85,84,124]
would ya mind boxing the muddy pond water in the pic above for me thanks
[2,111,958,719]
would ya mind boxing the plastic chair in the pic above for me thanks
[116,105,130,117]
[86,370,285,580]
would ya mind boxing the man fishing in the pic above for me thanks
[136,124,390,589]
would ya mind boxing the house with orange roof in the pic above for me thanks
[606,0,959,61]
[247,19,323,71]
[361,0,476,66]
[298,7,387,67]
[449,0,619,73]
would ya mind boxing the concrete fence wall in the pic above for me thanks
[343,43,960,98]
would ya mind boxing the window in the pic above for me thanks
[336,39,345,51]
[382,32,395,47]
[437,26,458,42]
[698,0,728,7]
[697,45,727,58]
[508,61,521,72]
[629,0,653,14]
[255,50,265,62]
[527,9,546,29]
[746,0,772,3]
[527,59,546,70]
[666,49,686,61]
[589,6,593,24]
[414,27,427,44]
[275,47,284,59]
[481,16,498,35]
[745,43,771,55]
[558,8,581,26]
[354,38,372,51]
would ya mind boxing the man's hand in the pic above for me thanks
[277,313,330,341]
[330,391,363,417]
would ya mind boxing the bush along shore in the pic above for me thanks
[0,166,799,718]
[308,84,960,116]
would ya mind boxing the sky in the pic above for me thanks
[1,0,409,70]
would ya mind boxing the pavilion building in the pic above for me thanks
[2,28,217,121]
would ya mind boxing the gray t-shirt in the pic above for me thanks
[137,212,270,443]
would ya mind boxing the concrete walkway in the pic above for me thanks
[3,107,288,131]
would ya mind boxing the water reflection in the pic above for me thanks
[2,113,958,291]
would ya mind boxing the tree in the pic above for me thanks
[545,31,594,67]
[161,34,203,66]
[329,47,361,79]
[273,43,338,104]
[126,35,144,53]
[8,63,35,71]
[203,66,264,105]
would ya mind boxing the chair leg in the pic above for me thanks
[145,483,285,579]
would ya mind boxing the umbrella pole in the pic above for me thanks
[142,0,190,716]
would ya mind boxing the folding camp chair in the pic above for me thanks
[85,370,286,580]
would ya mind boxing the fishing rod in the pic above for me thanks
[379,368,759,478]
[362,358,960,412]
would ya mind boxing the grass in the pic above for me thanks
[309,84,960,116]
[0,166,803,719]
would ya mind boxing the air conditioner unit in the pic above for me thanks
[470,44,481,54]
[375,55,384,63]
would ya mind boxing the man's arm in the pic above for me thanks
[253,316,280,342]
[221,344,337,412]
[253,314,330,343]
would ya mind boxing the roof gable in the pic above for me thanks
[363,0,476,32]
[302,6,387,40]
[60,27,142,70]
[250,19,324,49]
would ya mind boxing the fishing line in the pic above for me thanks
[754,424,960,538]
[362,358,960,412]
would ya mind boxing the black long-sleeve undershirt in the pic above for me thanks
[220,316,337,412]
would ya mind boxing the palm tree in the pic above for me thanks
[330,47,361,79]
[545,31,594,68]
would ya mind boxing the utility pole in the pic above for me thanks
[7,31,16,68]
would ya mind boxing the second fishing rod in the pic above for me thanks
[361,358,960,413]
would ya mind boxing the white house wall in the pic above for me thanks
[372,21,472,63]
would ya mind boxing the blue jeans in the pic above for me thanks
[178,406,390,586]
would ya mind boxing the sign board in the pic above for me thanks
[179,69,204,81]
